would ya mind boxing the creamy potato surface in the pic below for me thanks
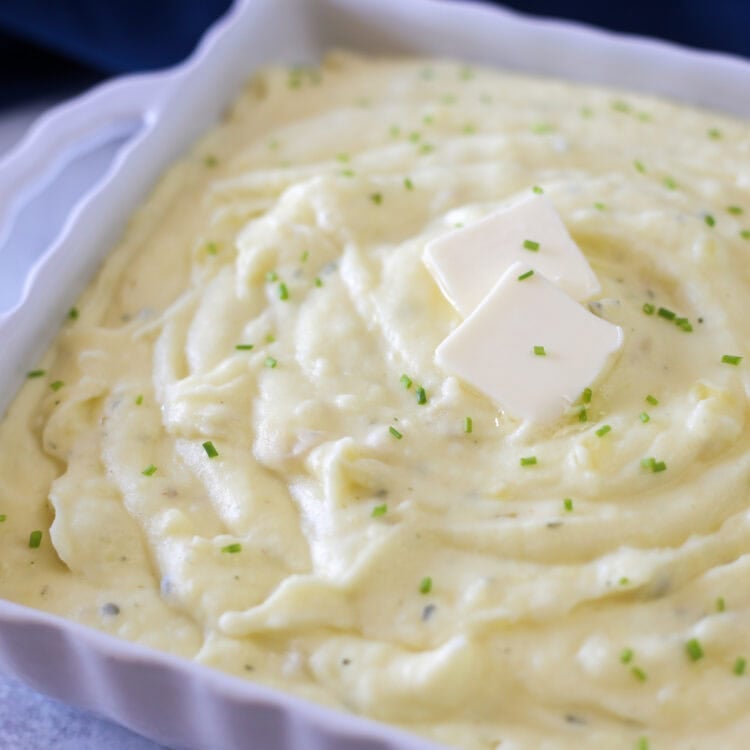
[2,54,750,749]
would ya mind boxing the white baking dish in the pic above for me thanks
[1,1,749,748]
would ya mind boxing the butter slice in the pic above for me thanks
[425,194,600,316]
[436,262,622,423]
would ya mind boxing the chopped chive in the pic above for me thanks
[135,394,143,406]
[202,441,218,459]
[578,408,588,423]
[50,381,64,392]
[409,131,421,143]
[734,657,746,676]
[530,122,554,134]
[641,457,656,470]
[708,128,722,139]
[631,666,648,682]
[142,464,157,477]
[27,370,45,379]
[300,250,309,262]
[722,354,742,365]
[594,202,606,211]
[335,153,349,163]
[416,386,427,405]
[204,155,218,167]
[639,412,650,423]
[532,185,544,194]
[727,206,744,215]
[642,302,655,315]
[370,192,383,205]
[619,576,630,585]
[663,176,678,190]
[612,100,631,113]
[520,456,537,466]
[685,638,704,662]
[704,214,716,228]
[404,177,414,190]
[717,596,726,612]
[517,269,534,281]
[741,230,750,240]
[28,530,42,549]
[646,394,659,406]
[533,345,546,356]
[464,416,473,434]
[340,169,355,178]
[582,387,592,404]
[0,515,6,522]
[204,242,218,255]
[68,307,79,320]
[563,498,573,512]
[620,647,634,664]
[265,270,278,282]
[235,344,254,350]
[596,424,611,437]
[637,738,650,750]
[264,357,278,369]
[265,333,275,343]
[675,317,693,332]
[657,307,676,320]
[419,576,433,594]
[419,143,435,155]
[371,503,388,518]
[279,282,289,300]
[222,543,242,554]
[314,277,323,287]
[400,374,413,389]
[523,239,540,252]
[634,160,646,173]
[389,426,403,440]
[652,460,667,473]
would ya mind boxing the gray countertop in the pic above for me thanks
[0,95,167,750]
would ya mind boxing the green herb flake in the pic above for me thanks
[202,441,219,459]
[464,416,473,434]
[416,386,428,405]
[264,356,278,369]
[704,214,716,228]
[580,106,594,119]
[204,242,218,256]
[28,530,42,549]
[222,543,242,554]
[265,270,278,282]
[631,666,648,682]
[657,307,676,320]
[652,460,667,473]
[279,282,289,301]
[340,169,355,178]
[389,426,403,440]
[620,647,634,664]
[685,638,704,662]
[578,408,588,423]
[582,387,593,404]
[663,176,678,190]
[533,345,546,357]
[520,456,537,467]
[612,100,631,113]
[265,334,275,343]
[634,160,646,174]
[637,738,650,750]
[642,302,655,315]
[530,122,554,134]
[675,317,693,332]
[523,239,540,252]
[370,192,383,205]
[708,128,722,140]
[518,269,535,281]
[204,155,218,168]
[594,202,607,211]
[135,394,143,406]
[314,277,323,287]
[335,153,350,163]
[371,503,388,518]
[142,464,157,477]
[563,498,573,512]
[717,596,726,612]
[235,344,254,351]
[404,177,414,190]
[619,576,630,585]
[532,185,544,194]
[27,370,46,379]
[596,424,611,437]
[300,250,309,262]
[734,657,746,676]
[639,412,650,423]
[646,394,659,406]
[722,354,743,365]
[50,381,64,392]
[727,206,744,215]
[0,515,6,523]
[741,230,750,240]
[400,374,413,389]
[419,576,433,595]
[68,307,79,320]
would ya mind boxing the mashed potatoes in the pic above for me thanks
[1,52,750,749]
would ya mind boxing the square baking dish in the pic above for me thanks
[1,1,749,748]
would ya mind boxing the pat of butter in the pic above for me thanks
[425,194,600,316]
[436,262,623,423]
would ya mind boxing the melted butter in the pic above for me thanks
[1,52,750,749]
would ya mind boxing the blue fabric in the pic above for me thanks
[0,0,747,108]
